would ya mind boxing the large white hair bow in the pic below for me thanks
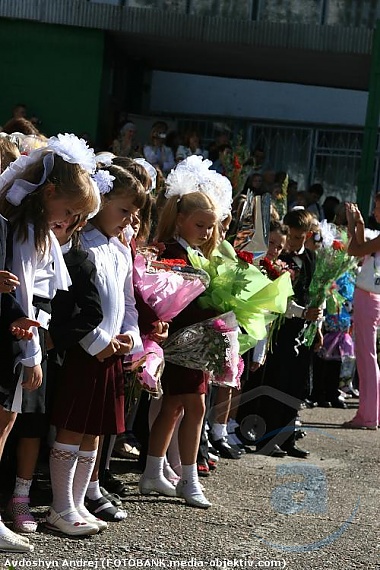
[1,133,97,206]
[165,155,232,220]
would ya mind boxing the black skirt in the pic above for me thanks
[0,296,51,415]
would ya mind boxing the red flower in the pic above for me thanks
[236,250,254,265]
[332,240,345,251]
[259,257,294,281]
[233,155,242,170]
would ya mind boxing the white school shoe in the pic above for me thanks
[176,484,212,509]
[75,505,108,531]
[0,526,34,553]
[138,475,177,497]
[45,507,99,536]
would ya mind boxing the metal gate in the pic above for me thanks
[177,118,379,202]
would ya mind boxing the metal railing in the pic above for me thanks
[177,117,380,201]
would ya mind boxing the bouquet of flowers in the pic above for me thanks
[187,240,293,353]
[125,337,165,398]
[220,133,251,195]
[130,249,211,395]
[162,311,243,388]
[296,237,357,348]
[259,256,295,282]
[271,174,288,220]
[133,251,210,322]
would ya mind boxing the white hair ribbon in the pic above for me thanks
[5,153,54,206]
[134,158,157,193]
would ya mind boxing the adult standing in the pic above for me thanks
[143,121,175,176]
[344,200,380,429]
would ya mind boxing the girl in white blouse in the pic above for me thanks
[0,135,99,540]
[72,163,144,525]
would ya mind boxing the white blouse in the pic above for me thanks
[11,224,71,367]
[79,224,142,357]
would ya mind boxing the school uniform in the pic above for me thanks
[49,242,105,433]
[255,247,316,451]
[62,224,143,435]
[0,224,70,431]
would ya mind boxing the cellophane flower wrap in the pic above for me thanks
[133,250,210,321]
[187,240,293,354]
[318,270,356,379]
[162,311,243,388]
[296,231,357,348]
[127,337,164,398]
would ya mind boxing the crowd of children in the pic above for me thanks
[0,127,374,554]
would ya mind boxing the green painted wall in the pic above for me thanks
[0,19,104,140]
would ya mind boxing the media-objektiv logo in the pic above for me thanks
[214,385,360,553]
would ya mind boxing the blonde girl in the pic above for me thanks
[139,190,220,509]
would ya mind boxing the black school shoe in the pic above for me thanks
[281,444,310,458]
[102,469,129,499]
[85,495,127,522]
[209,436,241,460]
[255,444,288,458]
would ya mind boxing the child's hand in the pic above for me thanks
[0,270,20,293]
[22,365,43,391]
[149,321,169,344]
[115,333,134,355]
[304,307,323,322]
[10,317,40,341]
[96,339,121,362]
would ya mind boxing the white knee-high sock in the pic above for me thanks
[49,441,80,523]
[73,449,97,518]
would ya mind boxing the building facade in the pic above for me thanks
[1,0,379,198]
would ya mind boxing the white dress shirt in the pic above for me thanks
[79,224,142,357]
[11,224,71,367]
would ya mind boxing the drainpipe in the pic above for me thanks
[357,19,380,221]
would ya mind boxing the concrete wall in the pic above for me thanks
[0,19,104,139]
[150,71,368,127]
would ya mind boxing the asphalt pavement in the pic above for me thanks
[0,398,379,570]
